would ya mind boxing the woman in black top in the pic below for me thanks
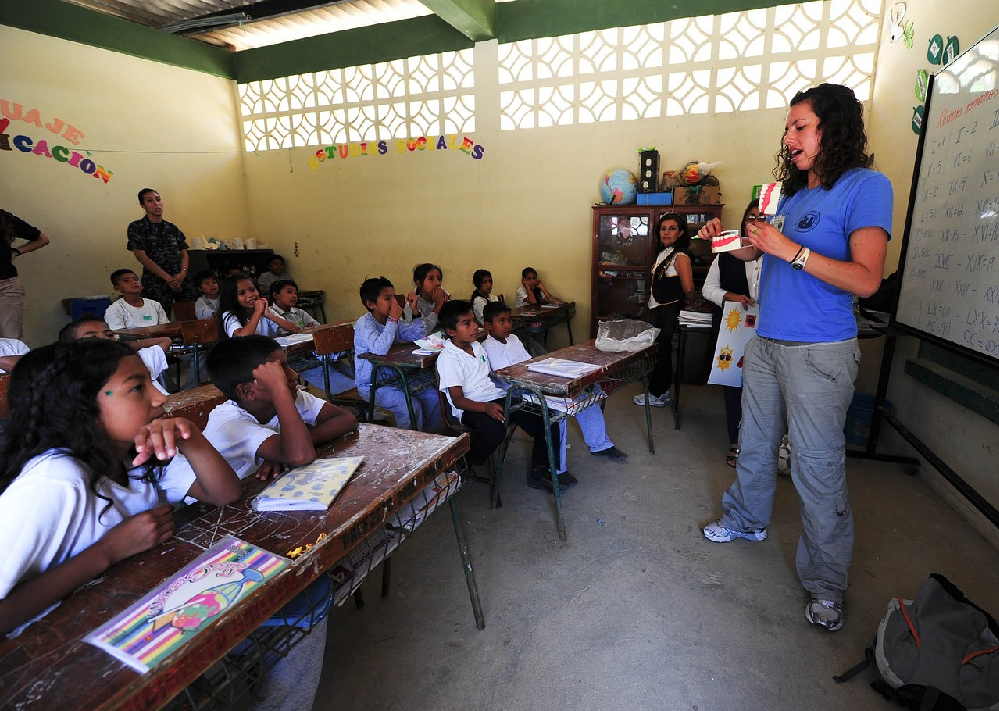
[633,212,696,408]
[0,209,50,339]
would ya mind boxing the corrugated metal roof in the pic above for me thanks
[59,0,434,50]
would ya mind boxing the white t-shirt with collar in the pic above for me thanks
[0,449,196,599]
[105,298,169,330]
[202,390,326,480]
[436,339,506,419]
[481,333,532,371]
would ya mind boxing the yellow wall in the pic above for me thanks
[0,25,249,346]
[243,40,786,344]
[867,4,999,545]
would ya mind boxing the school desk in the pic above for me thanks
[357,342,440,430]
[163,383,226,430]
[492,339,657,541]
[0,424,481,711]
[511,301,577,346]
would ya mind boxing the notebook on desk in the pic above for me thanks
[86,536,289,673]
[252,456,364,512]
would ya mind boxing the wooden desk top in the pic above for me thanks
[116,323,184,339]
[511,301,576,321]
[356,342,440,369]
[0,424,468,711]
[493,339,656,399]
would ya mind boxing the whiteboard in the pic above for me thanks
[894,25,999,363]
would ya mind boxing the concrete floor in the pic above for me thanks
[313,383,999,711]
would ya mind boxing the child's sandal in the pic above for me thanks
[725,446,739,468]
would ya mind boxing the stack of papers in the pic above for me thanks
[679,310,714,327]
[252,457,364,512]
[526,358,602,379]
[275,333,314,348]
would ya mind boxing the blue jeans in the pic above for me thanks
[359,384,441,432]
[558,405,614,472]
[719,336,860,602]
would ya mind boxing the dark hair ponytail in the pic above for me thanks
[217,274,257,339]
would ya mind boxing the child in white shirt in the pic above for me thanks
[269,279,321,335]
[105,268,169,329]
[193,269,221,320]
[436,300,570,493]
[481,302,626,468]
[0,337,28,373]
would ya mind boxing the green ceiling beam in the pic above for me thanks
[418,0,495,41]
[234,14,474,83]
[0,0,235,78]
[496,0,783,43]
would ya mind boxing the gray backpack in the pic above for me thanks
[835,574,999,711]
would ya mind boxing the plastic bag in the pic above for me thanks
[595,319,660,352]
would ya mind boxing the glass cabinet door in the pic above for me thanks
[595,214,651,321]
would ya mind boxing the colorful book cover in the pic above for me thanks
[526,358,602,379]
[252,456,364,512]
[85,536,289,673]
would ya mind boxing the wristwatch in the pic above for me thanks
[791,247,811,271]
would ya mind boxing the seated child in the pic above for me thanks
[193,269,220,319]
[469,269,502,325]
[355,277,441,432]
[436,300,572,492]
[0,337,29,373]
[58,315,173,395]
[515,266,564,308]
[217,274,299,340]
[269,279,321,335]
[105,268,169,329]
[203,335,357,480]
[201,335,357,711]
[403,262,448,333]
[481,302,627,468]
[0,339,240,637]
[257,254,289,295]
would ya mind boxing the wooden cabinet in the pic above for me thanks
[187,249,275,280]
[589,203,723,337]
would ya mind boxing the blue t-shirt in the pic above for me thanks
[758,168,893,341]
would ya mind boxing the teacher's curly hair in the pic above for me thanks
[775,83,874,196]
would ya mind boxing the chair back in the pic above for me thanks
[181,318,218,346]
[173,301,198,322]
[164,384,227,431]
[0,373,9,419]
[312,322,354,356]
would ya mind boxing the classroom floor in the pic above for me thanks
[311,382,999,711]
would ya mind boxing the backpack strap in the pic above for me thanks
[834,648,874,683]
[898,597,921,649]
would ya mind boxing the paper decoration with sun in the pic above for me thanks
[708,302,760,387]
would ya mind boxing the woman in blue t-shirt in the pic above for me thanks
[698,84,893,633]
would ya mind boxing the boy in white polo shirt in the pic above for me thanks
[104,268,169,330]
[436,300,571,493]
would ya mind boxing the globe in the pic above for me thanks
[599,169,638,205]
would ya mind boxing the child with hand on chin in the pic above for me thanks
[217,274,300,340]
[0,339,240,638]
[436,300,569,493]
[515,267,564,308]
[355,277,441,432]
[404,262,449,333]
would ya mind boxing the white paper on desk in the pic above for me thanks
[707,301,759,387]
[526,358,602,379]
[275,333,314,348]
[540,304,560,309]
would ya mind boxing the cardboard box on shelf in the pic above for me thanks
[673,185,722,205]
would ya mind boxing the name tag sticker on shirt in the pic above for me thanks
[143,315,153,321]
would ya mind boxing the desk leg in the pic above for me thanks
[396,367,418,431]
[673,327,686,430]
[641,374,655,454]
[534,388,567,542]
[491,390,516,509]
[381,558,392,598]
[192,345,202,387]
[449,496,486,629]
[566,319,574,346]
[321,354,332,400]
[368,366,381,423]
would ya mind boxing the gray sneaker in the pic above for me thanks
[633,392,670,407]
[805,597,844,631]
